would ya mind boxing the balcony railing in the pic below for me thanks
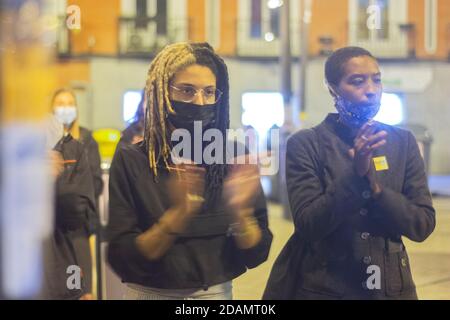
[236,19,301,57]
[118,16,188,57]
[347,21,410,58]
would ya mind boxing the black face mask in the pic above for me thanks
[168,100,217,130]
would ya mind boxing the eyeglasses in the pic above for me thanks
[170,85,223,104]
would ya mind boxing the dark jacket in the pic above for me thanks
[286,113,435,300]
[119,121,144,146]
[79,127,104,200]
[40,135,96,300]
[107,142,273,290]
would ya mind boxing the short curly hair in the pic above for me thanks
[325,46,377,86]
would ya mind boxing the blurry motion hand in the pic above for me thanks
[223,155,262,249]
[49,150,64,178]
[223,155,260,221]
[168,160,206,216]
[136,160,206,260]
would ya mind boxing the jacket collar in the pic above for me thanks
[322,113,358,145]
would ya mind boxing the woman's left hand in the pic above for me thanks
[222,155,263,248]
[223,155,260,221]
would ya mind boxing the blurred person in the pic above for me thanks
[107,42,273,300]
[52,88,103,200]
[51,88,103,299]
[265,47,435,300]
[39,115,96,300]
[119,89,146,146]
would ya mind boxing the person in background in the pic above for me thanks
[107,42,273,300]
[51,88,104,299]
[40,114,96,300]
[52,88,104,200]
[119,89,146,146]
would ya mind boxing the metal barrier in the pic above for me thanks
[97,169,127,300]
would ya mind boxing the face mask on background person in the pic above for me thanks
[54,106,77,127]
[168,100,217,132]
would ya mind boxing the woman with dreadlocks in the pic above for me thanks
[107,42,273,300]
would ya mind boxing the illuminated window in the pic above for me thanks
[238,0,300,56]
[250,0,262,38]
[249,0,280,39]
[374,93,404,125]
[241,92,284,138]
[123,91,142,123]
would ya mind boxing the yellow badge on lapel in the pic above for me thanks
[373,156,389,171]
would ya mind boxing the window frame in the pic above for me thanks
[237,0,300,57]
[205,0,221,49]
[424,0,438,54]
[348,0,408,57]
[119,0,187,54]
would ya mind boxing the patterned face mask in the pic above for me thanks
[334,95,381,128]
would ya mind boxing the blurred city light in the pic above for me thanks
[242,92,284,139]
[264,32,275,42]
[123,90,141,123]
[267,0,284,9]
[374,92,404,125]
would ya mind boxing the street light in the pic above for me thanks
[264,32,275,42]
[267,0,283,9]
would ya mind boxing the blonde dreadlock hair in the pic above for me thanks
[144,42,230,206]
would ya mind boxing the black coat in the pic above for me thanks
[107,142,273,290]
[119,121,144,146]
[285,113,435,300]
[79,127,104,200]
[40,135,96,300]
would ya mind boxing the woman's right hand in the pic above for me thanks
[349,121,388,177]
[136,163,206,260]
[49,150,64,178]
[168,161,206,216]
